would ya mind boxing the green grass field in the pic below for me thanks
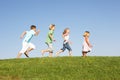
[0,57,120,80]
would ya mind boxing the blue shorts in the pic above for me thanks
[61,42,72,52]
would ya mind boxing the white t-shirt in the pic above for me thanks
[64,35,69,44]
[23,30,35,43]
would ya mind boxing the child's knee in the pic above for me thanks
[19,50,26,54]
[50,49,53,53]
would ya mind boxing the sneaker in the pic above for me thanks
[24,52,29,58]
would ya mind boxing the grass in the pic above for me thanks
[0,56,120,80]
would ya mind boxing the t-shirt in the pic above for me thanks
[64,35,69,44]
[23,30,35,43]
[46,30,54,44]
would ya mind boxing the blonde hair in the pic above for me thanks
[83,31,90,37]
[63,28,69,34]
[49,24,55,30]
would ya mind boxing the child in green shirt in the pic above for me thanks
[41,24,55,57]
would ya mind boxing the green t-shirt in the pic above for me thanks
[46,30,54,44]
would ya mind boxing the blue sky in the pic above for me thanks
[0,0,120,59]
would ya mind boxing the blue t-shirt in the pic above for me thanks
[23,30,35,43]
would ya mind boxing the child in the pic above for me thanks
[41,24,55,57]
[17,25,40,58]
[82,31,92,57]
[56,28,72,56]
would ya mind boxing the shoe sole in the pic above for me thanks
[24,53,29,58]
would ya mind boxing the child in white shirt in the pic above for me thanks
[56,28,72,56]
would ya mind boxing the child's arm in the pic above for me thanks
[34,29,40,36]
[49,34,55,41]
[62,34,66,40]
[85,36,92,48]
[20,31,27,39]
[68,40,72,44]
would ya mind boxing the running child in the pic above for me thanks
[17,25,40,58]
[82,31,92,57]
[41,24,55,57]
[56,28,72,56]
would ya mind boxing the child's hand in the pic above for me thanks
[37,29,40,34]
[37,29,40,33]
[69,41,72,44]
[35,29,40,36]
[53,40,56,42]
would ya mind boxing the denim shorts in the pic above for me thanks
[61,42,72,52]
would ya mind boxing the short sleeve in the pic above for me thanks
[26,31,28,34]
[49,30,53,35]
[31,30,35,35]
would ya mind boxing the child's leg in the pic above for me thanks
[24,43,35,57]
[56,50,63,57]
[82,51,84,56]
[85,52,87,57]
[49,51,53,57]
[82,51,87,57]
[26,48,34,54]
[17,52,22,58]
[48,43,53,57]
[66,43,72,56]
[41,43,53,57]
[56,44,65,57]
[41,49,50,56]
[69,51,72,56]
[17,42,28,58]
[41,50,53,57]
[84,52,87,57]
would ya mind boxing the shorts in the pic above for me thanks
[45,42,53,53]
[19,41,35,53]
[61,42,72,52]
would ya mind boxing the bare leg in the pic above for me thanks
[17,52,22,58]
[85,52,87,57]
[56,50,63,57]
[82,52,84,57]
[24,48,34,58]
[69,51,72,56]
[49,52,53,57]
[82,52,87,58]
[41,49,51,57]
[26,48,34,55]
[41,50,45,57]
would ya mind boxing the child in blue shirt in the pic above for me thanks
[17,25,40,58]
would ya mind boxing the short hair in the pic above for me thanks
[30,25,36,29]
[49,24,55,30]
[83,31,90,37]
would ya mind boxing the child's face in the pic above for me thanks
[87,34,90,37]
[32,28,36,31]
[66,30,70,34]
[52,27,55,30]
[84,33,90,37]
